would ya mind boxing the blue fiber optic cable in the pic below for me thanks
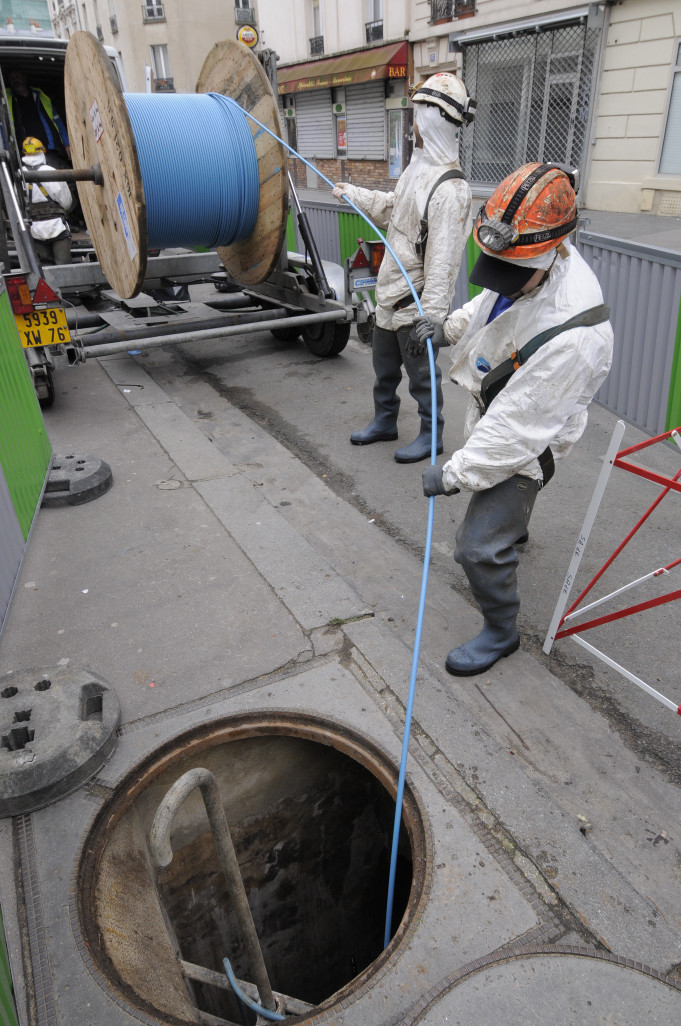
[123,92,260,249]
[224,98,438,950]
[223,958,285,1021]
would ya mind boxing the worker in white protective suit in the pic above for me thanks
[332,73,475,463]
[21,136,72,265]
[412,162,613,676]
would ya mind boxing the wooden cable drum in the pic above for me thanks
[196,40,288,287]
[64,32,288,298]
[65,31,146,297]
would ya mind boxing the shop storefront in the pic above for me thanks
[277,41,410,192]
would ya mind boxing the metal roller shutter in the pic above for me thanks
[295,89,334,159]
[347,81,386,160]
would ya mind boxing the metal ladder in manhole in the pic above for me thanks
[150,767,312,1024]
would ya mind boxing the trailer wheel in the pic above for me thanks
[302,320,351,358]
[38,368,55,409]
[357,312,375,345]
[271,325,302,342]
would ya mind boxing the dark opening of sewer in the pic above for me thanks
[78,714,427,1025]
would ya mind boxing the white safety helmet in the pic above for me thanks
[411,73,476,127]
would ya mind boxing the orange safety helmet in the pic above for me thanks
[22,136,45,155]
[474,162,579,262]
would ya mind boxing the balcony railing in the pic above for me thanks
[431,0,476,19]
[142,3,166,22]
[309,35,324,56]
[96,23,103,39]
[366,20,383,43]
[235,7,255,24]
[110,14,118,33]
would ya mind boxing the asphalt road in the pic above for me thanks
[126,303,681,788]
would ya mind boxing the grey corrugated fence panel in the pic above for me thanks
[292,201,341,265]
[298,198,472,310]
[577,233,681,436]
[0,456,25,645]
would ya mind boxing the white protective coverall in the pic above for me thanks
[433,240,613,676]
[340,104,472,332]
[440,240,613,494]
[22,151,72,245]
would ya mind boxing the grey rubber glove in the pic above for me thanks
[422,466,460,497]
[406,317,446,359]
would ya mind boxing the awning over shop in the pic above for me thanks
[277,41,408,95]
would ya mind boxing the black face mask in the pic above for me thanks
[469,252,539,299]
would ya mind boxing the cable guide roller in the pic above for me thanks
[64,32,288,298]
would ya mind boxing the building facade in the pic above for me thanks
[259,0,411,192]
[46,1,681,215]
[56,0,263,93]
[409,0,681,215]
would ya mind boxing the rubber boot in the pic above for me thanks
[394,332,443,463]
[446,476,540,676]
[351,325,401,445]
[394,429,443,463]
[445,619,520,676]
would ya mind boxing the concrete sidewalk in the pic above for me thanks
[0,353,680,1025]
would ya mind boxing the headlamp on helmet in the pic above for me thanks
[22,136,45,155]
[476,218,519,253]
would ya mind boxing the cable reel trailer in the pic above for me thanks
[41,33,361,373]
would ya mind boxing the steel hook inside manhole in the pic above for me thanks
[77,712,429,1024]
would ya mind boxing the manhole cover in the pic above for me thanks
[42,454,113,507]
[0,667,119,816]
[410,952,681,1023]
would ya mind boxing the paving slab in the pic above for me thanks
[0,360,308,725]
[0,353,680,1026]
[8,660,542,1026]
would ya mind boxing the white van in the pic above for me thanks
[0,32,126,404]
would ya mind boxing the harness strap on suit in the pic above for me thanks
[478,303,610,486]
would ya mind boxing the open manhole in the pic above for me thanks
[78,712,428,1024]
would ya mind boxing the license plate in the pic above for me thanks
[351,276,377,289]
[16,307,71,348]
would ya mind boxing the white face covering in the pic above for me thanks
[22,152,47,168]
[493,237,569,270]
[414,103,460,166]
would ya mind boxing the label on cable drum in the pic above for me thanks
[89,99,104,142]
[116,192,137,261]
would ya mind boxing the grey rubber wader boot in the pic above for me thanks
[446,475,540,676]
[351,325,400,445]
[394,328,444,463]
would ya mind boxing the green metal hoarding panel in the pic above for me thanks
[0,908,18,1026]
[0,286,51,540]
[466,234,483,301]
[286,210,297,253]
[665,296,681,432]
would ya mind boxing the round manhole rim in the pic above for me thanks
[76,709,432,1025]
[403,944,681,1024]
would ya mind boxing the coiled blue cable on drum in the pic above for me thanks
[123,92,260,249]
